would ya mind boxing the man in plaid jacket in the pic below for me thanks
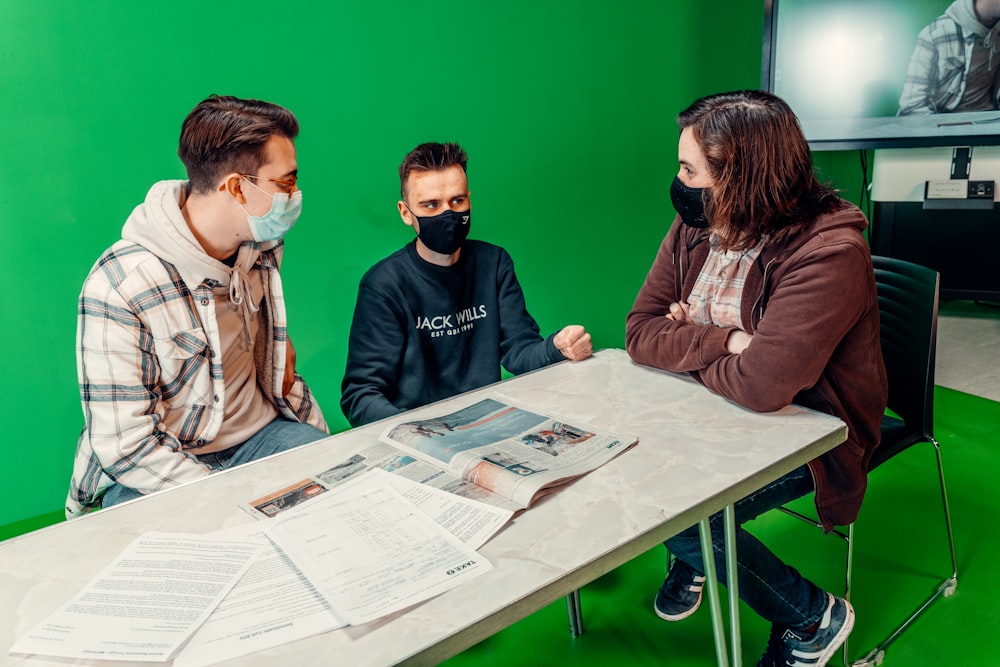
[66,95,328,517]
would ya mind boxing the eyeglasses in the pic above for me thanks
[242,173,298,194]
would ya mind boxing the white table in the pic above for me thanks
[1,349,846,666]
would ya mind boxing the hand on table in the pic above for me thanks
[554,325,593,361]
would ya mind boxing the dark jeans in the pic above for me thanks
[102,418,327,508]
[664,464,828,630]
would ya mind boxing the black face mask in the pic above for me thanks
[669,176,709,229]
[411,207,471,255]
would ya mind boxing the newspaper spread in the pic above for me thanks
[380,397,637,508]
[246,440,524,518]
[246,396,637,518]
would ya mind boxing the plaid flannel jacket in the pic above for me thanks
[66,240,326,517]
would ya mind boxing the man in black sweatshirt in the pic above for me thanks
[340,142,592,427]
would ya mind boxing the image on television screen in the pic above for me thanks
[763,0,1000,150]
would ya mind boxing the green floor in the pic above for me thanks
[443,386,1000,666]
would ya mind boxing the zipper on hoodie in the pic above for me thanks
[677,234,708,293]
[750,256,777,329]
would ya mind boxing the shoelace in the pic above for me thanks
[757,624,785,667]
[664,562,704,598]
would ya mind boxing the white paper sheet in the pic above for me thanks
[335,468,513,550]
[174,526,344,667]
[10,532,261,662]
[267,484,492,626]
[175,471,508,666]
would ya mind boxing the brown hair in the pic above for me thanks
[678,89,841,249]
[398,142,468,199]
[178,95,299,194]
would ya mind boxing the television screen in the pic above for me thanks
[763,0,1000,150]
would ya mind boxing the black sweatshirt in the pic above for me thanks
[340,240,563,427]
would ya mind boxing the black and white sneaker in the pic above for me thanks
[756,593,855,667]
[653,558,706,621]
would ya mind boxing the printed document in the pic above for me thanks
[174,525,343,667]
[266,484,492,626]
[177,472,508,666]
[328,468,513,550]
[10,532,260,662]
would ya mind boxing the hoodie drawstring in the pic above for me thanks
[986,25,999,70]
[229,265,260,349]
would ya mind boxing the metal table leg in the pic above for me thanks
[724,504,742,667]
[699,517,730,667]
[699,505,742,667]
[566,590,584,637]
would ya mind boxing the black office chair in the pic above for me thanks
[778,255,958,666]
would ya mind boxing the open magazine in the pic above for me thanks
[246,396,638,518]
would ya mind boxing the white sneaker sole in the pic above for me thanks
[814,598,856,667]
[653,580,705,622]
[653,596,702,621]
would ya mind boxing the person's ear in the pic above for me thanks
[398,200,415,228]
[220,174,246,203]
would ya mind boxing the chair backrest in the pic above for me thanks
[872,255,940,448]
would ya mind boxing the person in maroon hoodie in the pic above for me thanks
[626,89,887,667]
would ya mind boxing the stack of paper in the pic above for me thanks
[11,470,510,666]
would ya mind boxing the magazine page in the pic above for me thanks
[245,440,522,520]
[380,396,638,508]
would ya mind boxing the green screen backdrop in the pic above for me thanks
[1,0,777,535]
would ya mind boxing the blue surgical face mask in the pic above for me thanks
[241,178,303,242]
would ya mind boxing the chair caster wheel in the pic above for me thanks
[850,648,884,666]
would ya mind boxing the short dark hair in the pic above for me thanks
[178,95,299,194]
[678,89,841,249]
[398,142,468,199]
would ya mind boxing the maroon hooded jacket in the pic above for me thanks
[626,203,888,529]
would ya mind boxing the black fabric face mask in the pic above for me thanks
[413,208,471,255]
[669,176,709,229]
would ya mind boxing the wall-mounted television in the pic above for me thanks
[763,0,1000,151]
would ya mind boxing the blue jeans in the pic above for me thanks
[664,464,828,630]
[102,418,327,508]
